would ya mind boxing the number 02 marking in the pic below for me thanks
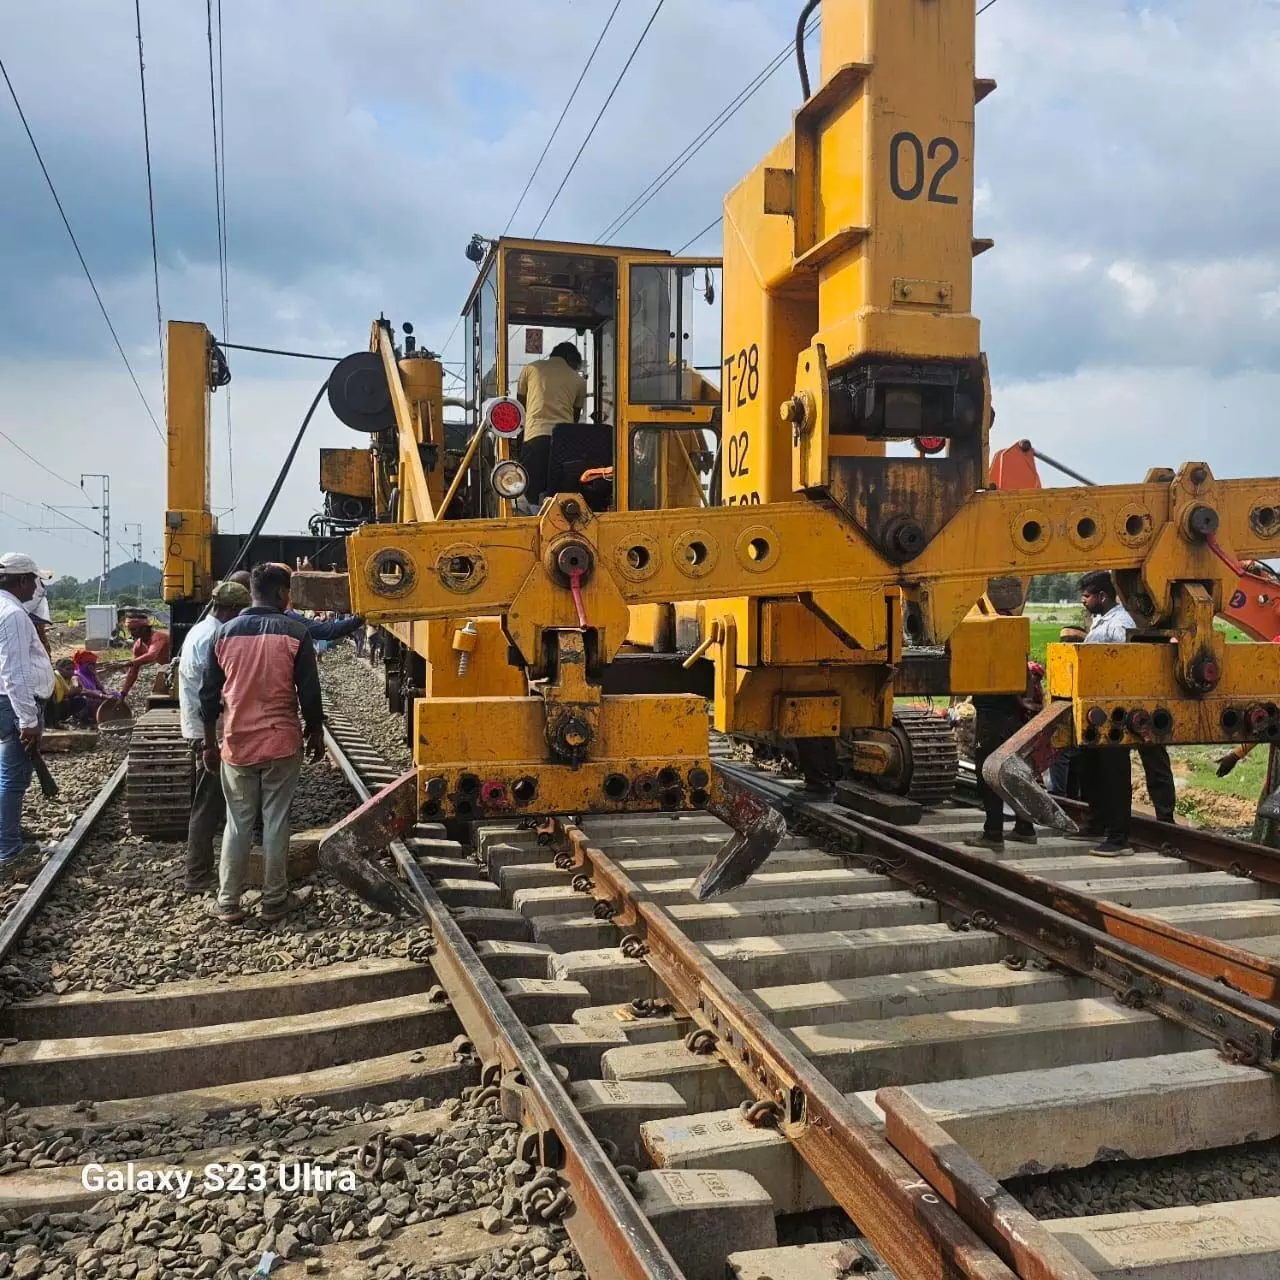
[889,131,959,205]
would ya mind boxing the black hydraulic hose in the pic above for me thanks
[220,380,328,581]
[796,0,821,99]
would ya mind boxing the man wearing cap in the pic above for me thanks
[178,580,251,893]
[118,615,171,698]
[0,553,55,864]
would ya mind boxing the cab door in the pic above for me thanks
[618,256,722,513]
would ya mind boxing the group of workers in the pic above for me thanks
[0,546,363,912]
[969,569,1179,858]
[176,563,331,925]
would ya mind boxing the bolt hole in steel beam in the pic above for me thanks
[1076,516,1096,539]
[373,549,412,590]
[1252,504,1280,536]
[1125,513,1146,537]
[627,544,650,570]
[1021,519,1042,543]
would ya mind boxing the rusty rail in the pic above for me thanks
[558,819,1043,1280]
[877,1090,1095,1280]
[850,801,1280,1003]
[0,760,126,964]
[323,723,686,1280]
[720,762,1280,1070]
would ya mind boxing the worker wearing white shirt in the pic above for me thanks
[177,578,251,893]
[1081,571,1179,826]
[1084,598,1136,645]
[0,552,56,864]
[1078,570,1137,857]
[22,576,52,657]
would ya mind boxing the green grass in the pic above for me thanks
[1174,743,1270,799]
[1028,621,1064,668]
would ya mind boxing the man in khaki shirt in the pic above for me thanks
[516,342,586,501]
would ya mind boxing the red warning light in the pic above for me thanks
[915,436,947,455]
[486,398,524,436]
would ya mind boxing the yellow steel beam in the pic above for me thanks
[346,468,1280,652]
[372,322,438,523]
[163,320,215,603]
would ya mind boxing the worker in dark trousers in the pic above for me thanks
[1138,743,1177,824]
[1077,570,1137,856]
[965,588,1042,852]
[177,579,251,893]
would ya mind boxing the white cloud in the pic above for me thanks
[1,0,1278,577]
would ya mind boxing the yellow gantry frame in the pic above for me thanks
[163,320,216,603]
[346,462,1280,743]
[338,0,1280,815]
[360,322,525,701]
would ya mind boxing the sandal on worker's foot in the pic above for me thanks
[213,904,247,925]
[1090,840,1134,859]
[1006,827,1039,846]
[963,834,1005,852]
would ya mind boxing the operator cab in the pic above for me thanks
[461,238,721,515]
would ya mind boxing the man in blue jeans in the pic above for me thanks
[0,553,55,865]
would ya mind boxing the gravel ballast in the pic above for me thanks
[0,1098,584,1280]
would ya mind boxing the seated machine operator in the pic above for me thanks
[516,342,587,502]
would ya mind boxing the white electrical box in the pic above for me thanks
[84,604,117,650]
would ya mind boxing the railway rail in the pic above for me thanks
[326,694,1280,1279]
[7,683,1280,1278]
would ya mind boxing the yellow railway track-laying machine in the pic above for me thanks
[157,0,1280,900]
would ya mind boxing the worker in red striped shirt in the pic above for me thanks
[200,562,324,925]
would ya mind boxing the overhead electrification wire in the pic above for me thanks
[134,0,164,392]
[666,0,998,256]
[596,13,819,244]
[675,215,723,255]
[36,502,138,564]
[532,0,667,237]
[0,430,86,495]
[207,0,235,515]
[0,55,164,443]
[502,0,625,236]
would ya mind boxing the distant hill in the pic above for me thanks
[87,561,163,596]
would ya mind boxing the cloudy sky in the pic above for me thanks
[0,0,1276,578]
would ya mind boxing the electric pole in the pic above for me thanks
[122,523,143,600]
[81,474,110,601]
